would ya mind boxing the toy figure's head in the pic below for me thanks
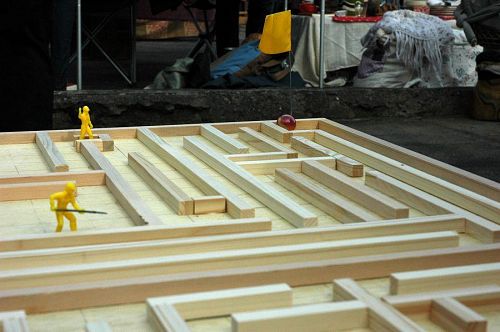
[82,106,90,113]
[65,182,76,194]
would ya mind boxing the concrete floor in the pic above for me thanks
[340,116,500,183]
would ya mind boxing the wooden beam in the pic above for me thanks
[0,181,71,202]
[318,118,500,202]
[183,135,317,227]
[85,321,113,332]
[137,128,254,219]
[98,134,114,152]
[315,130,500,222]
[275,168,378,222]
[260,122,315,143]
[430,297,487,332]
[236,157,335,175]
[238,127,298,158]
[333,278,423,332]
[390,262,500,295]
[232,301,368,332]
[365,170,500,243]
[336,156,364,177]
[303,161,409,219]
[192,195,225,214]
[1,244,498,314]
[35,132,69,172]
[200,124,249,154]
[0,218,271,252]
[128,152,194,215]
[0,171,106,186]
[75,139,104,152]
[148,284,292,320]
[0,215,464,270]
[0,232,458,290]
[80,141,163,226]
[383,285,500,314]
[226,152,290,162]
[148,303,190,332]
[0,310,29,332]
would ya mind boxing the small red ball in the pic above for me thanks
[277,114,297,131]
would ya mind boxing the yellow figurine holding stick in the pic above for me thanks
[50,182,82,232]
[78,105,94,139]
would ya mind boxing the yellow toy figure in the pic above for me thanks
[78,105,94,139]
[50,182,83,232]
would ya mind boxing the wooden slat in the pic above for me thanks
[318,118,500,202]
[238,127,298,158]
[336,156,364,177]
[80,141,163,226]
[315,130,500,222]
[226,152,290,162]
[148,303,190,332]
[290,136,337,157]
[0,181,71,202]
[0,310,29,332]
[0,215,464,270]
[333,278,423,332]
[35,132,69,172]
[75,139,104,152]
[148,284,292,320]
[365,170,500,243]
[200,124,249,154]
[383,285,500,314]
[390,262,500,295]
[236,157,335,175]
[430,297,487,332]
[85,321,113,332]
[192,195,226,214]
[0,218,271,252]
[137,128,254,219]
[232,301,368,332]
[128,152,194,215]
[0,171,106,186]
[183,135,317,227]
[275,168,378,222]
[259,122,316,143]
[303,160,409,218]
[1,244,498,314]
[98,134,114,152]
[0,232,458,290]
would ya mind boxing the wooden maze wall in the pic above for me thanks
[0,118,499,332]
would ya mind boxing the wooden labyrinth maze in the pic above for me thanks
[0,118,499,331]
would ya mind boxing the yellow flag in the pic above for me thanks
[259,10,291,55]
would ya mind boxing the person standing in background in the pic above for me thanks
[0,1,53,131]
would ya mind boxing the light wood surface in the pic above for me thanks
[236,157,335,175]
[430,297,487,332]
[237,127,298,158]
[35,132,69,172]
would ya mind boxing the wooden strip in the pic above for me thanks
[1,244,498,314]
[98,134,114,152]
[275,168,378,222]
[430,297,487,332]
[183,136,317,227]
[238,127,298,158]
[137,128,254,219]
[318,118,500,202]
[315,130,500,222]
[85,321,113,332]
[0,171,106,186]
[0,218,271,252]
[148,284,292,320]
[260,122,293,143]
[226,152,290,162]
[0,181,70,202]
[336,156,364,177]
[0,215,464,270]
[303,161,409,219]
[35,132,69,172]
[0,310,29,332]
[148,303,190,332]
[333,278,423,332]
[0,232,459,290]
[236,157,335,175]
[80,141,163,226]
[75,139,104,152]
[232,301,368,332]
[390,262,500,295]
[192,195,226,214]
[383,285,500,314]
[128,152,194,215]
[365,170,500,243]
[200,124,249,154]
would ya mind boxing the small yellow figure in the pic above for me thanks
[78,105,94,140]
[50,182,83,232]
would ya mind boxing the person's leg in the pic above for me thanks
[55,213,64,232]
[215,0,240,56]
[65,212,78,231]
[52,0,77,91]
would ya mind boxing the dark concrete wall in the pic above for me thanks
[53,88,473,129]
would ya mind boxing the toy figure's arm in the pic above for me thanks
[89,119,93,129]
[71,197,83,212]
[78,107,82,120]
[49,193,59,211]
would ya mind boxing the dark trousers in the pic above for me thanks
[246,0,284,35]
[215,0,240,56]
[52,0,77,90]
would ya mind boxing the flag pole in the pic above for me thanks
[77,0,82,90]
[319,0,325,88]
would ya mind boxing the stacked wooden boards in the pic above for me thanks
[0,118,498,332]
